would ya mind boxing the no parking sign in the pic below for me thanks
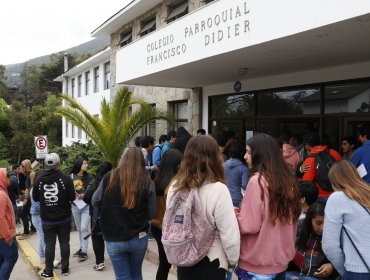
[35,135,48,159]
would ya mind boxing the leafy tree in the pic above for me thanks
[0,98,11,161]
[14,53,76,108]
[56,87,175,166]
[52,141,103,176]
[0,65,11,103]
[8,101,34,163]
[29,95,62,147]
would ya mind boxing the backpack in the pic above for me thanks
[309,147,336,191]
[161,187,215,267]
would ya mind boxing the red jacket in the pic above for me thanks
[0,168,16,240]
[302,146,342,197]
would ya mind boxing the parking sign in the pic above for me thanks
[35,135,48,159]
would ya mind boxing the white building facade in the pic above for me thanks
[91,0,370,150]
[55,48,111,146]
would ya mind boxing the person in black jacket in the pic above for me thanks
[8,165,20,219]
[83,161,112,271]
[92,148,156,280]
[33,153,75,279]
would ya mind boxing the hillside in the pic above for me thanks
[5,37,109,88]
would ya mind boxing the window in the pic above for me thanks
[166,1,188,23]
[324,82,370,113]
[139,17,156,37]
[65,120,69,138]
[78,128,82,139]
[104,62,110,90]
[119,31,132,47]
[71,78,75,98]
[71,125,75,138]
[171,100,188,129]
[77,75,82,97]
[210,93,255,118]
[94,67,99,92]
[142,104,156,137]
[85,71,90,95]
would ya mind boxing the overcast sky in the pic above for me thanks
[0,0,131,65]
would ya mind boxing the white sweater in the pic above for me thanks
[167,182,240,270]
[323,191,370,275]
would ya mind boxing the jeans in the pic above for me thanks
[106,233,148,280]
[342,271,370,280]
[43,222,71,274]
[31,214,45,260]
[72,204,90,253]
[0,238,18,280]
[151,226,171,280]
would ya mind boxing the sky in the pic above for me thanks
[0,0,132,65]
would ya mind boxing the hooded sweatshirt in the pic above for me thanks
[282,143,301,171]
[0,168,16,240]
[33,169,75,224]
[224,158,248,207]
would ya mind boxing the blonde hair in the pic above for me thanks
[328,160,370,209]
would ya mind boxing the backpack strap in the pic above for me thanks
[341,202,370,272]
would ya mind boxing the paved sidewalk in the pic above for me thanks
[17,230,177,280]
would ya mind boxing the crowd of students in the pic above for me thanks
[1,125,370,280]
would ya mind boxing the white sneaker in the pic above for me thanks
[93,263,105,271]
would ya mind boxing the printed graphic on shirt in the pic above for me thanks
[44,182,59,205]
[73,179,84,192]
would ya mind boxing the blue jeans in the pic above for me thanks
[72,204,90,253]
[0,238,18,280]
[106,233,148,280]
[343,271,370,280]
[31,214,46,260]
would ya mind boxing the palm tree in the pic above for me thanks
[56,87,174,166]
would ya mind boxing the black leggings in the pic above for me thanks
[177,257,226,280]
[151,226,171,280]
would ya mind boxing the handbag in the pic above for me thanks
[341,204,370,273]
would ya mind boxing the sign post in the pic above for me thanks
[35,135,48,159]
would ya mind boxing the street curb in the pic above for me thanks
[17,238,61,280]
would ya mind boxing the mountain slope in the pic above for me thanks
[5,37,109,88]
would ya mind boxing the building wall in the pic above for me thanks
[62,60,111,146]
[109,0,206,139]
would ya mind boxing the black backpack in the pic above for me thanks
[309,147,336,191]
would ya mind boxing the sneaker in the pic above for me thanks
[61,268,70,276]
[72,249,82,257]
[18,233,29,240]
[40,270,53,279]
[53,260,61,268]
[77,252,88,261]
[93,263,105,271]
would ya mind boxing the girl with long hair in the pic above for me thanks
[70,158,93,261]
[288,203,337,279]
[236,133,301,280]
[166,135,240,280]
[83,161,112,271]
[152,149,183,280]
[323,160,370,279]
[94,148,156,280]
